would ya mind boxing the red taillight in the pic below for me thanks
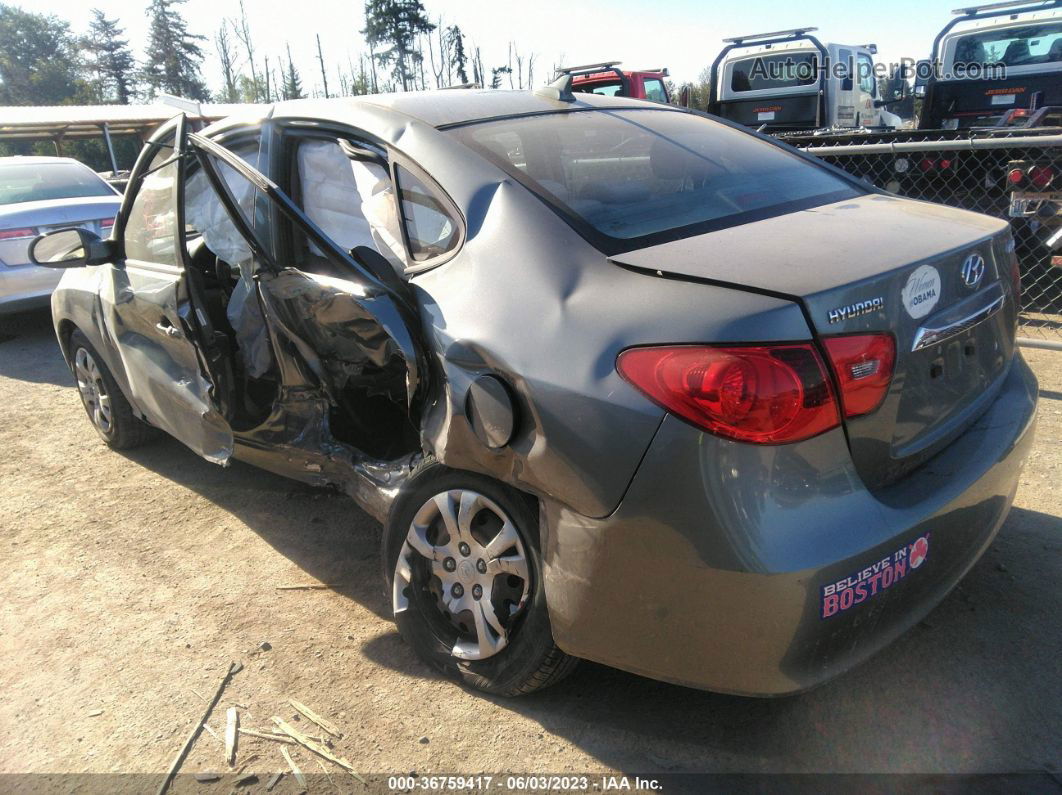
[1029,165,1055,189]
[0,227,36,240]
[822,334,896,418]
[1007,168,1025,186]
[616,344,840,444]
[100,217,115,228]
[918,157,936,173]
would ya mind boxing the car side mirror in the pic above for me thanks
[29,227,112,268]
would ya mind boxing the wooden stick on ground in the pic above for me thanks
[316,757,337,790]
[239,728,295,745]
[275,584,334,591]
[281,746,306,789]
[272,716,366,783]
[156,661,238,795]
[289,699,342,738]
[224,706,239,766]
[234,753,259,776]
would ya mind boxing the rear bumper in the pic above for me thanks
[542,354,1038,695]
[0,263,63,314]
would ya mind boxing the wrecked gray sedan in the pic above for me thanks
[33,90,1037,697]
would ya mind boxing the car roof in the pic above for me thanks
[0,155,85,166]
[270,89,672,130]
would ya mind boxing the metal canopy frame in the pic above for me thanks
[0,103,259,173]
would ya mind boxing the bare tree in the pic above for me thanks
[367,39,379,92]
[471,44,484,88]
[426,17,449,89]
[214,24,239,102]
[316,33,329,98]
[231,0,259,101]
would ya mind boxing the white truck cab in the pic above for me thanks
[918,1,1062,129]
[708,28,904,132]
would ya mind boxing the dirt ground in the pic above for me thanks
[1,308,1060,791]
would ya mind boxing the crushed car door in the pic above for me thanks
[105,114,234,464]
[186,131,426,459]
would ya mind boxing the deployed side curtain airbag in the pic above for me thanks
[296,140,406,271]
[185,149,272,377]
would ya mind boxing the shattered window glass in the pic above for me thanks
[124,141,178,265]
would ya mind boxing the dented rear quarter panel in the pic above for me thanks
[318,109,817,518]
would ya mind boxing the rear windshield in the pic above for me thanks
[572,80,624,97]
[730,53,818,92]
[952,22,1062,68]
[450,109,858,251]
[0,162,115,205]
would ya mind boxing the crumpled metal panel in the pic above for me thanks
[258,267,421,409]
[407,173,811,519]
[233,384,417,523]
[99,263,234,464]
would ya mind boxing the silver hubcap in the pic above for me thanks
[393,489,531,660]
[74,348,112,433]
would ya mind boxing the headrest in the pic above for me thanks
[1003,40,1030,63]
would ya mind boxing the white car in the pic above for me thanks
[0,156,121,316]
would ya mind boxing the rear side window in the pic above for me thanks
[643,78,667,103]
[451,109,859,251]
[395,165,459,263]
[124,143,179,265]
[0,162,114,205]
[731,53,818,92]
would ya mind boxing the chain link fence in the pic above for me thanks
[791,128,1062,349]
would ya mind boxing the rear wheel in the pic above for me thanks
[384,462,578,696]
[68,329,157,449]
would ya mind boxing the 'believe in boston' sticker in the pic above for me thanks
[821,535,929,619]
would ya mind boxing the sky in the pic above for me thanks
[36,0,966,94]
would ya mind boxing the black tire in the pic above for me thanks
[67,329,158,450]
[384,459,578,696]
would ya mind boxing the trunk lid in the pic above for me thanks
[610,194,1018,488]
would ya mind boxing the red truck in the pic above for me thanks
[563,61,671,103]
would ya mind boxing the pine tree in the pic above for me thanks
[141,0,209,101]
[490,66,510,90]
[449,25,468,84]
[283,44,304,100]
[82,9,136,104]
[362,0,435,92]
